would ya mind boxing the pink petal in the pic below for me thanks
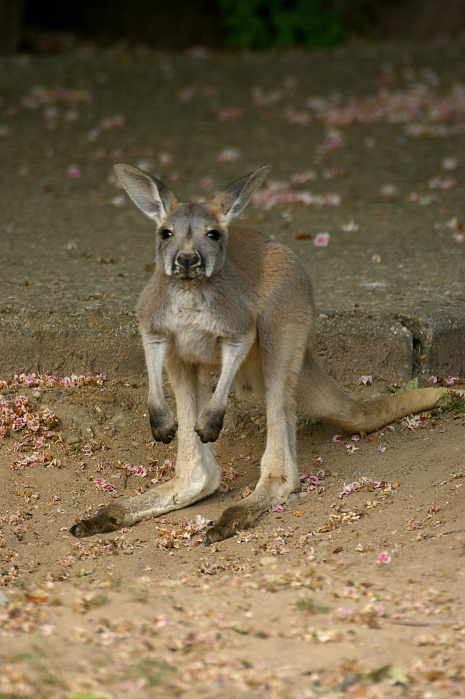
[272,505,284,513]
[377,551,391,564]
[314,232,330,247]
[67,164,81,179]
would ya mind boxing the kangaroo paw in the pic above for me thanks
[195,409,224,443]
[69,503,127,538]
[149,409,178,444]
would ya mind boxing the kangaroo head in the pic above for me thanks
[113,164,271,280]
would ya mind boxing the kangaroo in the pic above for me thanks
[70,164,455,544]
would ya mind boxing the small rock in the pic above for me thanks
[63,434,81,445]
[260,557,276,567]
[91,392,116,403]
[110,412,126,424]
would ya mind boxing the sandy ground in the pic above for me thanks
[1,374,464,698]
[1,39,465,381]
[1,36,465,699]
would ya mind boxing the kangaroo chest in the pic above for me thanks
[163,289,226,364]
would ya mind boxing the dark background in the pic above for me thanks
[2,0,465,54]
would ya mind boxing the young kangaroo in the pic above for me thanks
[70,165,454,543]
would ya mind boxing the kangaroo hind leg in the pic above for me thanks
[70,355,220,537]
[206,325,306,544]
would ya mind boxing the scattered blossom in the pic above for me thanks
[428,176,456,190]
[380,183,399,200]
[122,463,148,477]
[290,170,316,183]
[341,220,359,232]
[442,156,458,170]
[4,372,105,389]
[66,164,81,179]
[318,128,344,155]
[100,114,127,130]
[150,458,175,484]
[251,87,284,107]
[216,147,240,162]
[338,476,393,499]
[159,152,173,167]
[254,181,339,210]
[359,375,373,385]
[94,478,116,492]
[402,414,424,430]
[314,232,330,247]
[216,107,243,122]
[377,551,392,564]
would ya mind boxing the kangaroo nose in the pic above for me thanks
[176,251,201,271]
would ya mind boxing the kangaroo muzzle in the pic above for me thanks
[173,251,204,279]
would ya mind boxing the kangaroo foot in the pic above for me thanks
[69,503,127,538]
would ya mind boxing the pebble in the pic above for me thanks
[91,392,116,403]
[110,412,125,424]
[63,434,81,445]
[260,557,277,567]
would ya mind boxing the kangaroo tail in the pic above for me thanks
[295,350,448,434]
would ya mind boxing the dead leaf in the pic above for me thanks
[366,663,408,685]
[389,377,418,393]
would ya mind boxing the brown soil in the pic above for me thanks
[1,36,465,699]
[1,376,464,698]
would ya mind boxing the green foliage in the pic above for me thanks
[218,0,350,49]
[442,392,465,414]
[129,658,175,687]
[296,596,329,614]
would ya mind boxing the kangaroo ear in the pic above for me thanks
[113,164,178,224]
[209,165,272,223]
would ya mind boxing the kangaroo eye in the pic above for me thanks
[206,230,220,241]
[160,229,173,240]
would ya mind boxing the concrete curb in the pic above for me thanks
[1,311,463,384]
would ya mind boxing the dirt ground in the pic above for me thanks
[1,35,465,699]
[1,373,464,699]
